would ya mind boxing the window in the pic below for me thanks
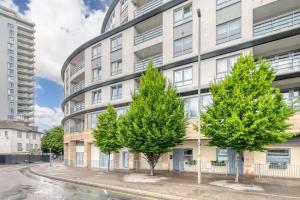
[174,67,192,86]
[201,94,212,112]
[111,60,122,75]
[8,115,14,120]
[92,44,101,59]
[8,69,14,75]
[184,97,198,118]
[17,143,22,151]
[9,57,14,63]
[216,0,240,10]
[282,88,300,110]
[174,35,192,57]
[35,144,38,150]
[267,149,290,164]
[92,68,101,81]
[7,43,14,49]
[32,133,36,140]
[8,23,14,29]
[9,37,14,43]
[26,133,29,139]
[111,35,122,52]
[9,30,14,37]
[111,85,122,100]
[174,4,192,26]
[26,143,30,151]
[217,18,241,44]
[17,131,22,138]
[30,144,33,150]
[217,149,228,161]
[216,55,239,79]
[184,149,193,161]
[92,90,101,104]
[8,49,14,55]
[87,111,102,129]
[92,57,101,69]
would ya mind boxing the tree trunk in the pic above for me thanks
[150,162,155,176]
[107,153,110,173]
[235,152,239,183]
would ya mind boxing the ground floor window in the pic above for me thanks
[100,152,108,168]
[217,148,228,162]
[184,149,193,161]
[266,149,290,165]
[122,151,129,168]
[76,152,84,167]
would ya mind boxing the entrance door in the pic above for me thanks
[228,150,244,175]
[76,152,84,167]
[173,149,184,172]
[122,151,129,168]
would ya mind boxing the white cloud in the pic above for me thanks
[34,104,64,131]
[1,0,108,84]
[35,83,44,93]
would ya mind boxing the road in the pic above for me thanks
[0,165,145,200]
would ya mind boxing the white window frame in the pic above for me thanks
[173,4,192,27]
[174,67,193,87]
[217,18,241,44]
[111,35,122,52]
[111,84,122,100]
[266,148,290,164]
[92,89,101,104]
[92,67,101,81]
[174,35,193,57]
[111,60,122,76]
[216,54,239,79]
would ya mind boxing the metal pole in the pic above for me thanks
[49,148,52,167]
[197,8,202,185]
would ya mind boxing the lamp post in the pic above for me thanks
[197,8,202,185]
[49,148,52,167]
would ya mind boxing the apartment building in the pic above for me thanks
[62,0,300,178]
[0,5,35,126]
[0,120,42,154]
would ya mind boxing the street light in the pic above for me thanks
[197,8,202,185]
[49,148,52,167]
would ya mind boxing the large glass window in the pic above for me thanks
[105,10,116,32]
[174,35,192,57]
[92,90,101,104]
[111,35,122,52]
[267,149,290,164]
[174,4,192,26]
[116,107,127,117]
[92,44,101,59]
[111,60,122,75]
[120,0,128,12]
[217,18,241,44]
[282,88,300,111]
[184,97,198,118]
[184,149,193,161]
[174,67,192,87]
[87,111,102,129]
[201,94,212,112]
[17,143,22,151]
[17,131,22,138]
[111,85,122,100]
[216,55,239,79]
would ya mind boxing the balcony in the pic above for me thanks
[18,49,34,57]
[18,68,34,75]
[18,55,34,64]
[18,74,34,81]
[70,80,85,95]
[17,61,34,69]
[264,51,300,75]
[134,0,162,18]
[18,100,34,105]
[18,87,34,93]
[18,93,33,99]
[17,29,34,39]
[18,80,34,87]
[70,124,84,133]
[70,102,85,114]
[17,42,34,51]
[253,10,300,38]
[18,106,34,111]
[135,26,162,45]
[70,62,84,77]
[18,36,34,45]
[135,54,162,72]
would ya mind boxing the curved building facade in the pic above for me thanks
[62,0,300,177]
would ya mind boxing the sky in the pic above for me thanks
[0,0,112,131]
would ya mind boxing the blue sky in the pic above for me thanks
[6,0,112,130]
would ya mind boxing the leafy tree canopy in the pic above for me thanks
[41,125,64,155]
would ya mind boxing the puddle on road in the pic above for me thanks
[0,168,148,200]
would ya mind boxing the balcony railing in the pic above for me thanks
[18,68,34,75]
[134,0,162,18]
[18,61,34,69]
[253,10,300,38]
[18,80,34,87]
[135,26,162,45]
[70,81,85,95]
[18,29,34,38]
[70,124,84,133]
[18,55,34,63]
[18,49,34,57]
[18,74,34,81]
[285,97,300,111]
[18,93,33,99]
[70,102,85,114]
[18,36,34,44]
[18,100,34,104]
[264,51,300,75]
[135,54,162,72]
[70,62,85,77]
[18,106,34,111]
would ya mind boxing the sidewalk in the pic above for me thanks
[30,163,300,200]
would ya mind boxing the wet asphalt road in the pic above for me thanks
[0,165,145,200]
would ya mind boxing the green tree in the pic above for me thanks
[41,126,64,155]
[92,104,122,172]
[200,55,295,182]
[118,61,186,176]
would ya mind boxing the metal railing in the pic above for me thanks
[18,36,34,44]
[135,26,162,45]
[18,74,34,81]
[18,93,33,99]
[253,10,300,38]
[70,102,85,114]
[69,124,84,133]
[18,29,34,38]
[18,55,34,63]
[255,164,300,179]
[18,106,34,111]
[134,0,162,18]
[18,100,34,104]
[70,62,85,77]
[17,61,34,69]
[17,42,34,50]
[70,81,85,95]
[18,49,34,57]
[18,81,34,87]
[135,54,162,72]
[18,68,34,75]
